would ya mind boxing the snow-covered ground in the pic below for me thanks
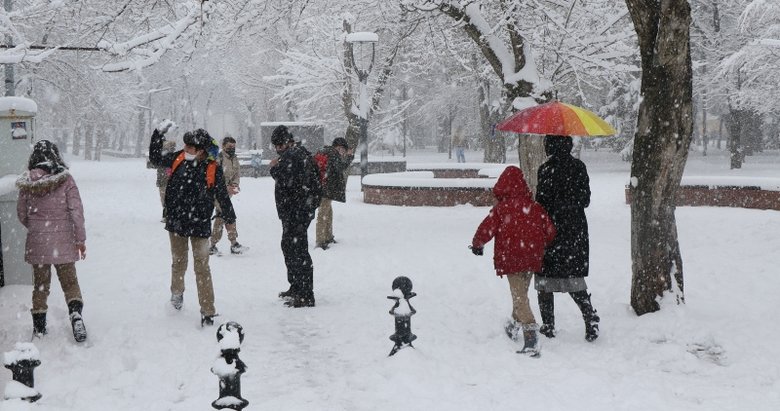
[1,147,779,411]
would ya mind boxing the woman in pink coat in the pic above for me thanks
[16,140,87,342]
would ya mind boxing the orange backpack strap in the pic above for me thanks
[206,161,217,189]
[171,152,217,189]
[171,152,185,174]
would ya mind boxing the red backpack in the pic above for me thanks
[314,151,328,185]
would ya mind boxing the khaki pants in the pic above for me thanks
[211,203,238,246]
[315,198,333,245]
[169,232,216,316]
[507,272,536,325]
[32,263,82,314]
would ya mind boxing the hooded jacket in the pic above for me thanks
[472,166,556,275]
[319,145,354,203]
[16,169,86,265]
[270,143,321,224]
[536,137,591,278]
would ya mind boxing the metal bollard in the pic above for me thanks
[3,343,42,402]
[388,276,417,356]
[211,321,248,410]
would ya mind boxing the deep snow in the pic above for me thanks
[1,147,779,411]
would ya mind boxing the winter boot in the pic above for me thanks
[278,287,296,300]
[170,293,184,310]
[537,291,556,338]
[209,245,220,256]
[518,324,540,357]
[32,313,47,337]
[201,313,219,327]
[285,293,315,308]
[230,242,247,255]
[571,291,599,342]
[68,300,87,343]
[504,319,521,342]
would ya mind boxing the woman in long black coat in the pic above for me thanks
[535,135,600,342]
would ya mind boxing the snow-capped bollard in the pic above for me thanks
[3,343,42,402]
[211,321,248,410]
[388,276,417,356]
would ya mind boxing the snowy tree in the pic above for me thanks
[625,0,694,315]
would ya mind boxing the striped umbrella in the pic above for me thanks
[496,101,616,136]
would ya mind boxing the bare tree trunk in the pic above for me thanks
[72,125,81,156]
[626,0,693,315]
[135,110,146,157]
[84,124,94,161]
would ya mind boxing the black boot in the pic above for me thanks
[68,300,87,342]
[537,291,556,338]
[571,291,599,342]
[32,313,47,337]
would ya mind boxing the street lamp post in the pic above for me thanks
[346,32,378,181]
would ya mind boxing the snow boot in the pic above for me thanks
[518,324,540,357]
[209,245,220,256]
[32,313,47,337]
[201,313,219,327]
[504,319,521,342]
[68,300,87,342]
[284,293,315,308]
[230,242,247,255]
[170,293,183,310]
[571,291,599,342]
[537,291,556,338]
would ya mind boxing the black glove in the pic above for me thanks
[470,246,483,256]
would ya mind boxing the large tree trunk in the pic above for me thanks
[626,0,693,315]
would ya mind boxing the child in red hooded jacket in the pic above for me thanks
[471,165,556,356]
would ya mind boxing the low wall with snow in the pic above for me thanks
[624,176,780,211]
[362,165,509,207]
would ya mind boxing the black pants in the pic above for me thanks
[537,290,597,326]
[281,219,314,300]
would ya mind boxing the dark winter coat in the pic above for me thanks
[536,140,591,279]
[270,143,321,224]
[16,169,86,265]
[472,166,556,276]
[149,130,236,238]
[320,145,354,203]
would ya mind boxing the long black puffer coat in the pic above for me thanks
[149,129,236,238]
[536,135,591,279]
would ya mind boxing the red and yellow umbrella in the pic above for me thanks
[496,101,616,137]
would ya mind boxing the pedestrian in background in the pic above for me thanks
[16,140,88,342]
[210,135,246,255]
[315,137,354,249]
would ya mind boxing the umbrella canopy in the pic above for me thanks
[496,101,616,136]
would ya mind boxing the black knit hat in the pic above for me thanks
[183,129,212,150]
[332,137,349,149]
[271,125,294,146]
[28,140,68,173]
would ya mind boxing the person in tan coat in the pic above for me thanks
[210,136,246,255]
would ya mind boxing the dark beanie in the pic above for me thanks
[271,125,294,145]
[332,137,349,149]
[184,129,212,150]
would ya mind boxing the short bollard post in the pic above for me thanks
[388,276,417,356]
[211,321,248,410]
[3,343,42,402]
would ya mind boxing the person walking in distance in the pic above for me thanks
[209,136,246,255]
[314,137,354,249]
[149,121,237,326]
[16,140,88,342]
[535,135,600,342]
[269,125,322,308]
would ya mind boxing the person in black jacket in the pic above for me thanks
[149,121,236,326]
[535,135,600,342]
[269,125,321,308]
